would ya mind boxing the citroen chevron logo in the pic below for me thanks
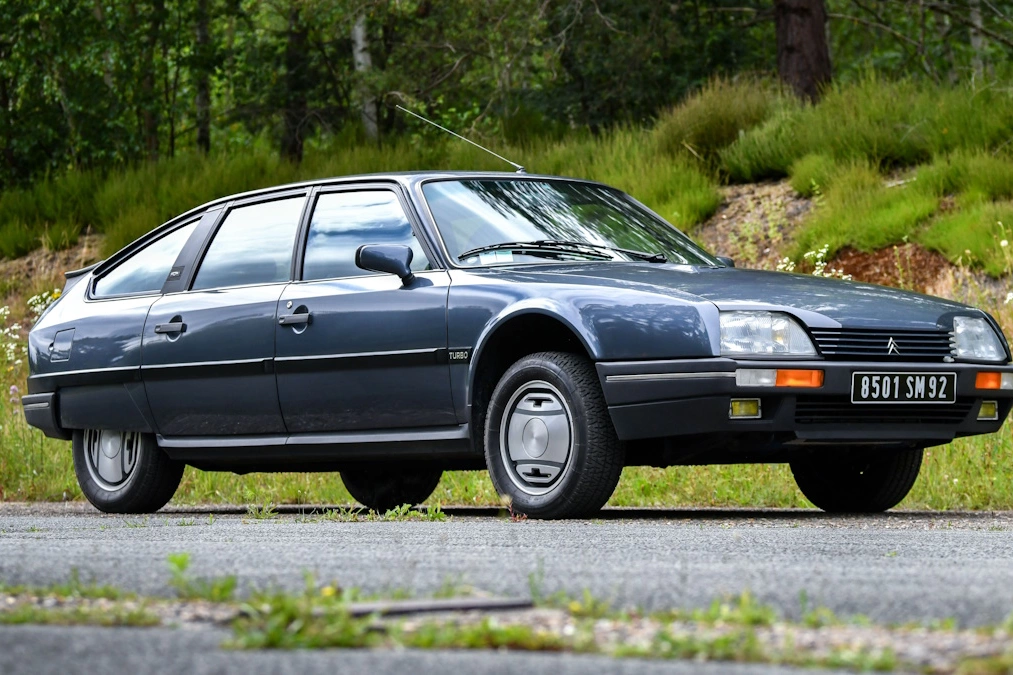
[887,337,900,355]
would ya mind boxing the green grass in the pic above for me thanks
[791,163,938,260]
[721,74,1013,182]
[0,603,158,627]
[783,149,1013,271]
[166,552,237,602]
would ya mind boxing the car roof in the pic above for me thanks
[182,170,605,218]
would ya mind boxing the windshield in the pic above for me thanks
[421,179,719,267]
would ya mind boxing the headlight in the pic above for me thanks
[720,311,816,356]
[953,316,1006,362]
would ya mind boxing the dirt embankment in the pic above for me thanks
[695,180,958,295]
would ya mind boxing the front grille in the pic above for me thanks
[795,396,974,425]
[809,327,955,362]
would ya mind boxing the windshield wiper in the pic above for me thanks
[458,241,612,261]
[541,239,670,263]
[459,239,668,263]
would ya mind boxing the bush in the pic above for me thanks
[789,154,838,197]
[652,77,784,165]
[721,74,1013,183]
[0,221,39,259]
[916,151,1013,202]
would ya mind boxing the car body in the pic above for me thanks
[22,171,1013,517]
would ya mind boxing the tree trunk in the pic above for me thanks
[281,6,308,163]
[195,0,211,154]
[351,14,378,142]
[969,0,986,78]
[773,0,831,102]
[141,0,166,161]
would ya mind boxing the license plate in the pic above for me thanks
[851,372,956,404]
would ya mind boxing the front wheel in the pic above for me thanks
[73,430,185,513]
[484,351,624,519]
[340,466,443,513]
[789,447,924,513]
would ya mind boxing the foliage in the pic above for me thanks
[653,77,785,168]
[791,162,938,260]
[789,154,839,198]
[721,75,1013,182]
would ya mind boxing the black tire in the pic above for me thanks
[790,447,924,513]
[340,466,443,512]
[73,430,185,514]
[484,351,624,519]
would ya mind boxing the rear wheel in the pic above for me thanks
[340,466,443,513]
[790,447,923,513]
[484,351,624,519]
[73,429,184,514]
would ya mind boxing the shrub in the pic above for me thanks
[789,154,838,197]
[916,151,1013,202]
[721,74,1013,182]
[652,77,784,165]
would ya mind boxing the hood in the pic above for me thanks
[481,263,975,330]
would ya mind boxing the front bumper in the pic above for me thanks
[597,358,1013,444]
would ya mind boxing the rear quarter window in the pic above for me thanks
[92,220,199,298]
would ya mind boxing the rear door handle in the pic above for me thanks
[154,322,186,334]
[278,313,312,326]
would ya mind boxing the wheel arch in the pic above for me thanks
[467,307,597,450]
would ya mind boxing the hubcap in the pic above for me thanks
[84,430,141,491]
[500,380,574,496]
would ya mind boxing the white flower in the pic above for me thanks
[1002,240,1009,248]
[1006,292,1013,305]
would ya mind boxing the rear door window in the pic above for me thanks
[302,190,430,281]
[191,196,305,291]
[93,220,199,297]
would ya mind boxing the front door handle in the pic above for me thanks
[278,313,312,326]
[154,321,187,334]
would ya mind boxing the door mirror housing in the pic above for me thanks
[716,255,735,268]
[355,244,415,284]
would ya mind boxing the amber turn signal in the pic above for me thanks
[976,372,1003,389]
[775,369,824,388]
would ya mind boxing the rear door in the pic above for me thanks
[31,218,202,432]
[275,186,456,433]
[141,192,307,437]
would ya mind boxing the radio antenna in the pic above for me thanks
[396,105,526,174]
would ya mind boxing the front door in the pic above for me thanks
[141,194,307,437]
[275,188,456,433]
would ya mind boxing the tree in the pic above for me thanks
[194,0,212,154]
[280,5,309,163]
[351,13,378,141]
[774,0,832,101]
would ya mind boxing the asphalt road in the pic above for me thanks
[2,503,1013,673]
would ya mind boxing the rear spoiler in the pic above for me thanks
[63,262,101,294]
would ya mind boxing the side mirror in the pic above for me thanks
[355,244,415,285]
[716,256,735,268]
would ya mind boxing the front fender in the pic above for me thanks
[447,272,719,421]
